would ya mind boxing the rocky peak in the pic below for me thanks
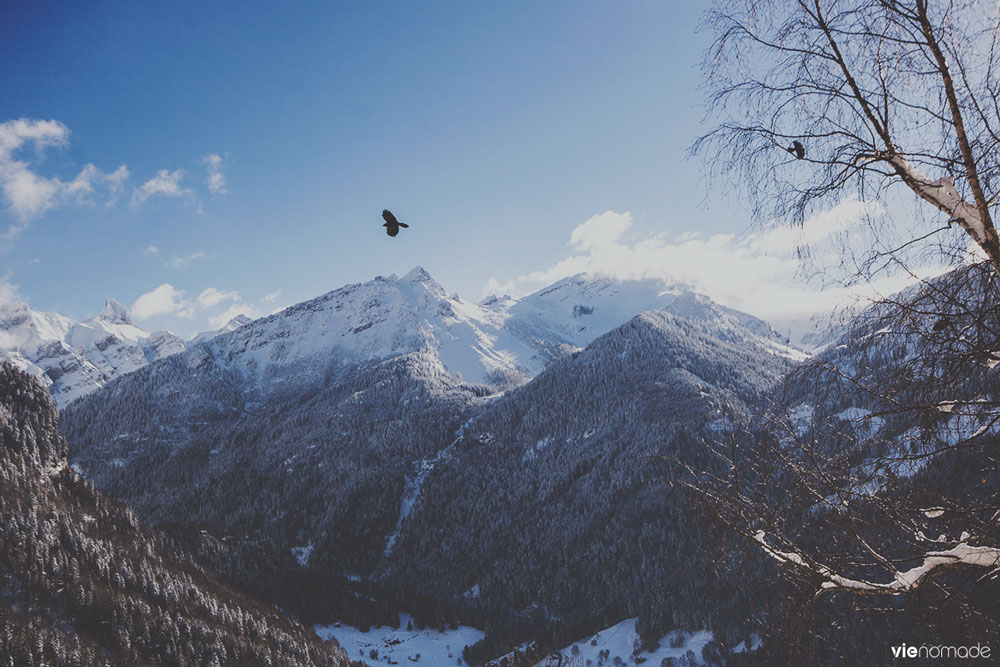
[99,298,132,325]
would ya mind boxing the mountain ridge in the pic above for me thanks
[1,267,801,409]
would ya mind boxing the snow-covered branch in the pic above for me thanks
[886,154,989,245]
[754,530,1000,594]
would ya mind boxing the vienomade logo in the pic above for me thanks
[891,643,991,660]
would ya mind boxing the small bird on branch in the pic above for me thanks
[786,140,805,160]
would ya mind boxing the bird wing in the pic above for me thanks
[382,209,398,225]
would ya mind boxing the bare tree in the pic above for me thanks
[693,0,1000,278]
[688,0,1000,647]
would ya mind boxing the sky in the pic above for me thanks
[0,1,953,340]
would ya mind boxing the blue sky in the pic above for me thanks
[0,1,896,338]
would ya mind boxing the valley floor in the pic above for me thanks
[317,614,716,666]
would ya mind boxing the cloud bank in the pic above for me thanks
[485,200,950,331]
[0,118,129,236]
[131,283,268,331]
[0,117,228,244]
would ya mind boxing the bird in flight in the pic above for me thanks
[382,209,409,237]
[786,140,805,160]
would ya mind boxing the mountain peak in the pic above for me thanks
[99,298,132,325]
[403,265,433,283]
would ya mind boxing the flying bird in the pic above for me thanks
[381,209,409,237]
[786,140,805,160]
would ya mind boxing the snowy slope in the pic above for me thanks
[191,266,538,391]
[316,612,485,665]
[2,267,800,406]
[193,267,800,394]
[0,298,185,407]
[190,314,253,345]
[537,618,714,666]
[485,618,714,667]
[491,273,802,371]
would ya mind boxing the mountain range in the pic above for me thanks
[8,263,999,664]
[5,257,1000,666]
[46,267,801,663]
[0,267,800,408]
[0,297,186,407]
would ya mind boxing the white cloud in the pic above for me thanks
[0,118,129,236]
[131,284,194,320]
[208,303,264,329]
[196,287,239,309]
[569,210,633,251]
[167,250,207,268]
[262,288,282,303]
[4,167,60,222]
[131,169,192,207]
[131,281,275,333]
[0,273,20,304]
[104,165,130,194]
[0,118,68,156]
[744,197,881,255]
[484,199,949,331]
[0,118,229,241]
[202,153,227,194]
[142,245,160,256]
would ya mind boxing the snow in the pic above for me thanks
[872,543,1000,592]
[518,618,714,667]
[384,437,460,558]
[499,274,792,371]
[788,403,814,437]
[291,541,313,566]
[315,612,485,665]
[756,529,1000,594]
[888,155,989,244]
[2,268,798,409]
[190,314,252,344]
[836,407,870,421]
[0,298,187,408]
[764,339,810,362]
[190,268,789,397]
[836,406,884,436]
[732,634,762,654]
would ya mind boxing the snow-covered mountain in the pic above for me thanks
[61,275,794,661]
[190,266,800,395]
[0,298,186,407]
[491,272,802,369]
[190,314,253,345]
[190,266,539,391]
[1,266,800,408]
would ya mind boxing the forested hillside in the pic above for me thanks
[61,300,793,662]
[0,362,359,666]
[383,310,789,661]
